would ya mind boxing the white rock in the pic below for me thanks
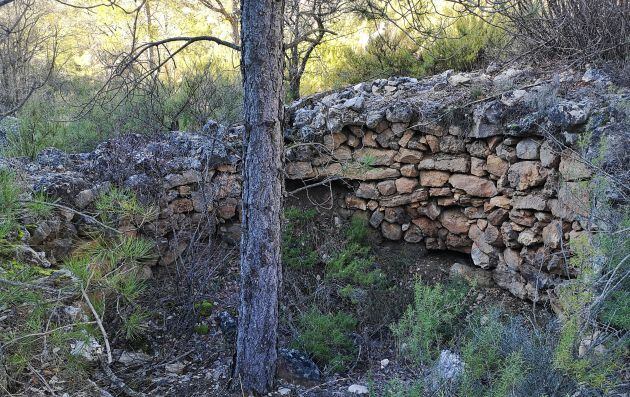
[278,387,292,396]
[434,350,464,381]
[70,335,102,361]
[380,358,390,369]
[117,350,152,366]
[165,362,186,374]
[348,384,369,394]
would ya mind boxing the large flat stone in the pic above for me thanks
[449,174,498,197]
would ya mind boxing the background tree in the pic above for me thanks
[234,0,285,394]
[283,0,348,99]
[197,0,349,100]
[0,0,58,118]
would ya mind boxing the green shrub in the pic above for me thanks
[384,378,424,397]
[25,191,56,220]
[194,323,210,335]
[326,215,382,286]
[77,235,155,274]
[599,289,630,330]
[282,207,319,269]
[551,226,625,391]
[392,280,468,363]
[486,351,525,397]
[346,214,370,244]
[420,14,505,74]
[121,309,149,341]
[295,309,357,372]
[326,242,382,286]
[459,311,505,393]
[456,308,576,397]
[553,317,618,390]
[330,31,425,85]
[2,65,243,159]
[194,300,214,317]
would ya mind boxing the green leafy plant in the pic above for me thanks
[194,300,214,317]
[194,323,210,335]
[121,309,149,340]
[25,191,56,220]
[326,215,382,286]
[326,242,382,286]
[0,170,20,241]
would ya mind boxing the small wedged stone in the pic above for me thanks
[381,222,403,240]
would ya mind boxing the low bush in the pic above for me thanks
[420,14,506,74]
[282,207,319,269]
[326,215,383,287]
[2,65,243,159]
[457,309,569,397]
[95,187,158,228]
[392,280,468,363]
[0,183,157,393]
[295,309,357,372]
[0,170,20,242]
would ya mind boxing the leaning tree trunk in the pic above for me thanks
[235,0,285,394]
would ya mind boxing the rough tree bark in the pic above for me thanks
[235,0,285,394]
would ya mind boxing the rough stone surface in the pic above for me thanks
[419,170,451,187]
[450,262,494,287]
[507,161,546,191]
[448,174,497,198]
[516,139,540,160]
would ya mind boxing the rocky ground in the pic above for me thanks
[104,238,539,397]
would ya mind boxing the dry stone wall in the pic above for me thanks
[8,66,628,302]
[283,67,628,301]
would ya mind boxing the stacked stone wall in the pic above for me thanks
[14,66,628,302]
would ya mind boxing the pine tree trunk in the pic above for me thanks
[235,0,285,394]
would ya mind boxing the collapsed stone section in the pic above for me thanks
[8,129,245,268]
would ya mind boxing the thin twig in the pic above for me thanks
[27,363,57,396]
[81,287,113,364]
[99,357,146,397]
[4,322,97,347]
[0,278,73,295]
[285,176,344,196]
[303,377,349,394]
[20,199,122,235]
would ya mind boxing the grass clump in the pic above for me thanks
[0,170,21,242]
[295,309,357,372]
[24,191,56,220]
[194,323,210,335]
[76,235,155,274]
[457,308,578,397]
[392,280,468,363]
[95,187,157,228]
[384,378,424,397]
